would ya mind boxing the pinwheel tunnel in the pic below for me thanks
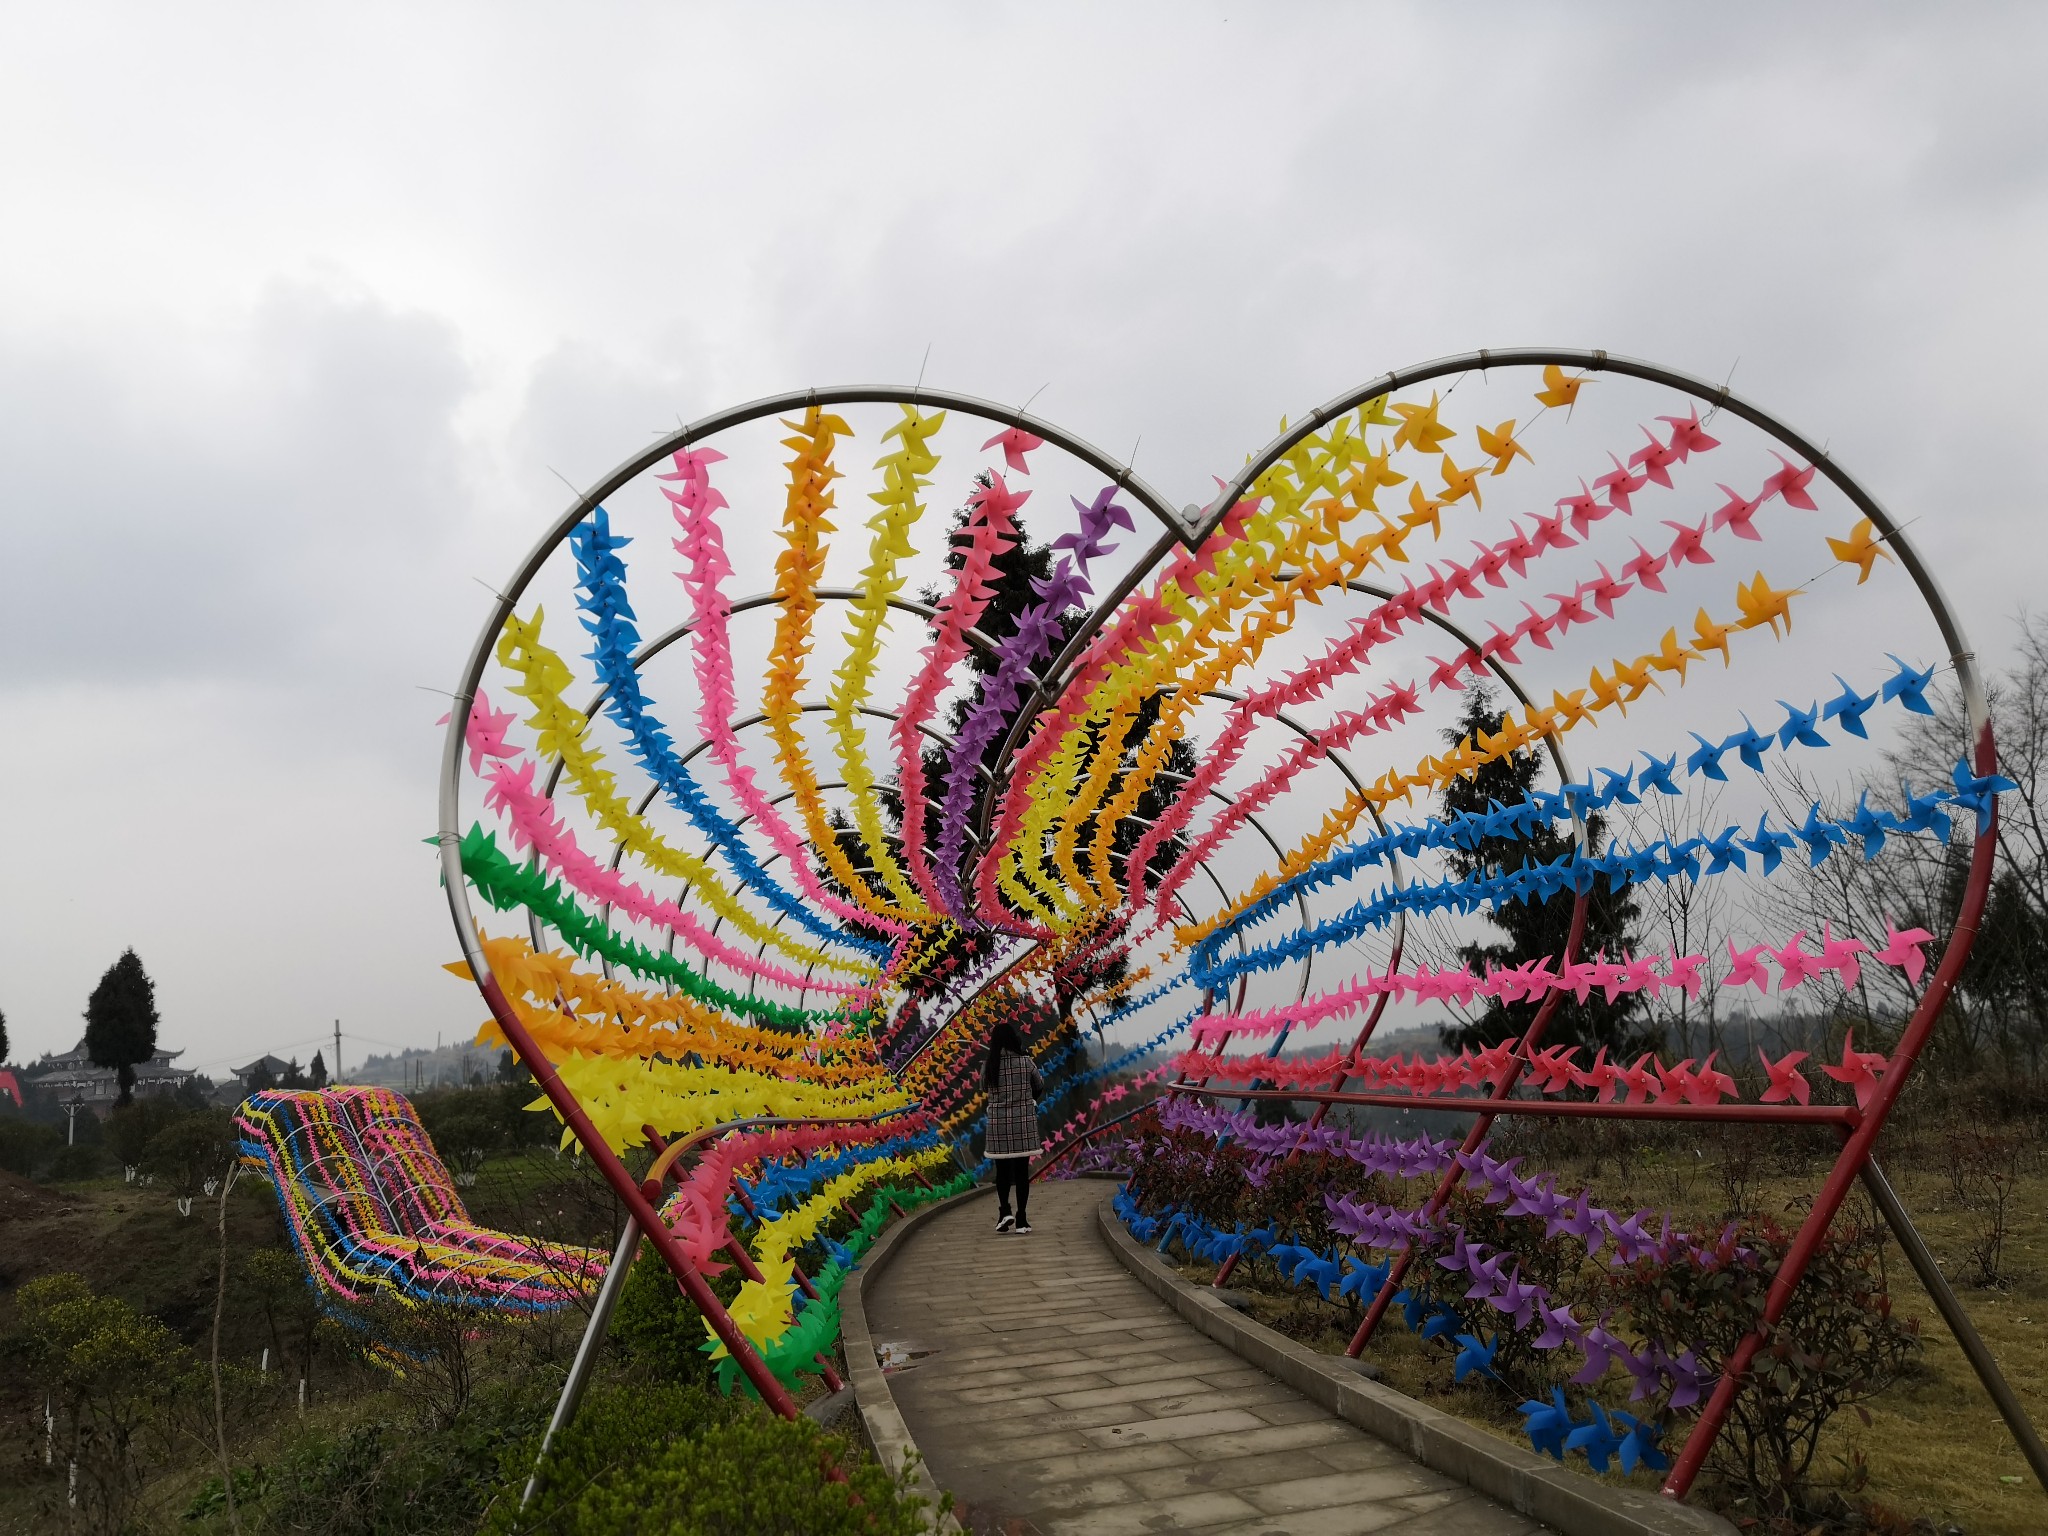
[389,352,2040,1506]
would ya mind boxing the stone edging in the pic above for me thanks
[1095,1192,1736,1536]
[840,1184,991,1534]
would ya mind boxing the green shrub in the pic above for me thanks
[107,1095,191,1168]
[0,1115,61,1175]
[501,1395,941,1536]
[141,1108,237,1197]
[49,1141,111,1182]
[487,1377,731,1532]
[611,1247,742,1384]
[13,1272,194,1533]
[1600,1217,1920,1521]
[256,1376,555,1535]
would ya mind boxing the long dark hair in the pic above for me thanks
[983,1021,1025,1090]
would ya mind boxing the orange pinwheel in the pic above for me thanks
[1475,418,1532,474]
[1535,364,1588,409]
[1391,393,1455,454]
[1826,518,1895,584]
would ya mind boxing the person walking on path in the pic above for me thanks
[982,1021,1044,1234]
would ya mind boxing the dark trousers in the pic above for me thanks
[993,1156,1031,1222]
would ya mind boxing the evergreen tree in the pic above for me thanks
[84,950,159,1108]
[246,1060,277,1094]
[0,1006,9,1066]
[307,1049,329,1089]
[281,1056,308,1089]
[1438,690,1653,1055]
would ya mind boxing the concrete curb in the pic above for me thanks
[840,1184,991,1534]
[1096,1193,1736,1536]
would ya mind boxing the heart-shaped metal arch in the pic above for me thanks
[432,350,2024,1498]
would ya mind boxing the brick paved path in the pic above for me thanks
[865,1180,1543,1536]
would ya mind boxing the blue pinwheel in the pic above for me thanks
[1451,1331,1501,1383]
[1519,1388,1579,1461]
[1565,1402,1626,1473]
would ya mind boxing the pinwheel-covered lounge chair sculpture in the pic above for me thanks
[234,1086,604,1310]
[422,351,2037,1503]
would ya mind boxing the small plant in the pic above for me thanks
[1943,1129,2025,1286]
[1601,1218,1919,1522]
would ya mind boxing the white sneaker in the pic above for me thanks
[995,1214,1016,1233]
[1014,1221,1033,1235]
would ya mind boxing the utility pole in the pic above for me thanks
[63,1100,81,1146]
[333,1020,342,1083]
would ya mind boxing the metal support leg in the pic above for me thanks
[522,1217,642,1511]
[1860,1158,2048,1495]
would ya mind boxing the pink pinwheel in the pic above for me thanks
[1765,451,1820,510]
[1586,563,1634,618]
[1690,1051,1737,1105]
[1574,1047,1625,1103]
[1662,952,1707,998]
[1476,1042,1516,1088]
[1653,1058,1697,1106]
[1529,1045,1580,1095]
[1558,480,1607,537]
[1629,424,1680,487]
[1499,524,1538,575]
[1560,959,1601,1003]
[1657,406,1722,460]
[1438,559,1483,603]
[1530,508,1578,553]
[1517,602,1557,651]
[1427,651,1477,692]
[1594,452,1649,514]
[1874,918,1936,987]
[1470,539,1511,587]
[452,691,520,776]
[980,426,1044,473]
[1775,932,1823,991]
[1622,538,1669,593]
[1664,516,1714,566]
[1821,1031,1888,1109]
[1620,1053,1662,1106]
[1725,939,1774,993]
[1817,922,1870,989]
[1712,484,1765,541]
[1548,586,1592,632]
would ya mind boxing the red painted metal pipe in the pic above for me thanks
[1216,975,1405,1288]
[1659,720,2001,1501]
[1347,892,1589,1357]
[1175,1084,1860,1128]
[476,973,800,1418]
[646,1128,846,1394]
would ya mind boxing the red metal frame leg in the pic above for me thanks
[1348,893,1588,1357]
[1660,722,1999,1500]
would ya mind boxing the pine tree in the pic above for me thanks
[308,1050,329,1089]
[85,950,160,1108]
[0,1006,9,1066]
[1438,690,1653,1055]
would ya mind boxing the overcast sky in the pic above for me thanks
[1,3,2042,1078]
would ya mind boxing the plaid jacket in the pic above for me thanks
[983,1050,1045,1158]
